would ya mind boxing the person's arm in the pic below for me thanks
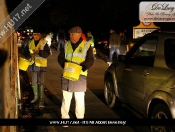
[57,46,67,68]
[23,45,31,59]
[38,44,50,58]
[80,45,94,71]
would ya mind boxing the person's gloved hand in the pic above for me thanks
[80,64,87,72]
[35,50,39,54]
[30,52,35,56]
[62,60,68,68]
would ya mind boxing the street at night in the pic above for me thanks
[1,1,175,132]
[18,46,151,132]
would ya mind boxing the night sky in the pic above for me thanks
[5,0,175,38]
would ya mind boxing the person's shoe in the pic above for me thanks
[107,62,112,66]
[39,102,44,109]
[62,125,69,128]
[39,85,44,108]
[31,85,38,103]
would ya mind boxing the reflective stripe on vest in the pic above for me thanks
[29,39,47,67]
[65,40,91,76]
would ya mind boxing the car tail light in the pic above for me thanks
[17,33,20,36]
[103,40,108,44]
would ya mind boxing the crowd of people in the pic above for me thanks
[21,26,95,123]
[52,27,130,63]
[20,25,130,127]
[107,29,130,65]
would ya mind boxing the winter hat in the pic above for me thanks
[68,26,82,33]
[33,28,41,33]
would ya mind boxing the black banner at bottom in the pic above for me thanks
[0,119,175,126]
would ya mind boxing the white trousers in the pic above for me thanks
[61,90,85,119]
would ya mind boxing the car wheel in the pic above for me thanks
[104,76,117,108]
[151,103,172,132]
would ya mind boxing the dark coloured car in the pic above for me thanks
[95,33,109,54]
[104,30,175,132]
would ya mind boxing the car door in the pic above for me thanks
[117,36,158,111]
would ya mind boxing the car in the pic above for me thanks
[16,29,25,47]
[95,33,109,54]
[104,30,175,132]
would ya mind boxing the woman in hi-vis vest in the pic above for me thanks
[24,29,51,109]
[58,26,94,123]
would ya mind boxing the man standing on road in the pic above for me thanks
[56,29,65,52]
[24,29,51,109]
[57,26,94,120]
[107,29,121,66]
[87,31,96,59]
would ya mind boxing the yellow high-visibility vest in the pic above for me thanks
[88,34,94,47]
[65,40,91,76]
[29,39,47,67]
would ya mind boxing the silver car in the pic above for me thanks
[104,30,175,132]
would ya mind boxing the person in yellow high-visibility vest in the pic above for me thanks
[58,26,94,121]
[87,31,96,59]
[24,29,51,109]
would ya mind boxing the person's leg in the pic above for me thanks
[57,42,60,51]
[30,72,39,103]
[115,46,120,57]
[38,71,45,108]
[74,92,85,119]
[61,90,73,119]
[26,71,32,85]
[109,46,114,62]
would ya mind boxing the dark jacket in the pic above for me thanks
[109,32,121,48]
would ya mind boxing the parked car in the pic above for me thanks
[104,30,175,132]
